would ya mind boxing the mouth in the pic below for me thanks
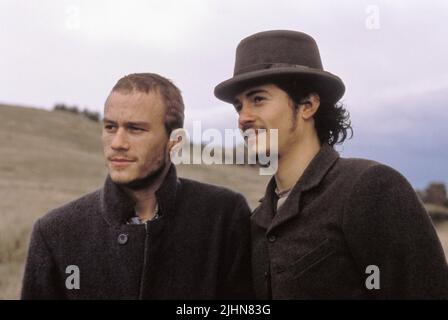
[242,129,270,153]
[108,157,136,168]
[243,128,265,140]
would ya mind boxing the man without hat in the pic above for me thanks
[214,30,448,299]
[22,73,254,299]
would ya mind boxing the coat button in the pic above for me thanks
[267,234,277,243]
[117,233,128,245]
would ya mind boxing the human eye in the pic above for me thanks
[128,126,145,133]
[104,123,116,132]
[253,95,266,104]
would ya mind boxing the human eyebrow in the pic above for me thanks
[124,121,150,127]
[102,118,116,124]
[123,122,151,132]
[102,119,149,127]
[245,89,269,98]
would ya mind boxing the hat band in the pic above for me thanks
[236,63,311,75]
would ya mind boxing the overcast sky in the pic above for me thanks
[1,0,447,188]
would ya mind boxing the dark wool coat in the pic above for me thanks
[252,144,448,299]
[21,165,254,300]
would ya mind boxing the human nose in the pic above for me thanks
[238,103,256,131]
[110,127,130,150]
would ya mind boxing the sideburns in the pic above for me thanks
[289,100,301,132]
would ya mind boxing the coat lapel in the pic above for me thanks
[253,144,340,233]
[100,176,135,227]
[251,177,277,230]
[100,164,180,227]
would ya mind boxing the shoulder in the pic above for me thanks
[341,160,423,225]
[336,156,380,176]
[335,157,410,188]
[344,159,411,192]
[36,189,102,235]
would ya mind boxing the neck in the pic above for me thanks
[123,163,171,222]
[274,133,321,193]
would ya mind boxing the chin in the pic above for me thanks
[109,171,135,185]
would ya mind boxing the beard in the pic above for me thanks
[119,159,168,191]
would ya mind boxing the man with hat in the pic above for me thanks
[214,30,448,299]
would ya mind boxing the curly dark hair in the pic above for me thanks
[274,79,353,146]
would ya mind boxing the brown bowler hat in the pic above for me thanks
[214,30,345,104]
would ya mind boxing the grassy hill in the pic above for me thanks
[0,104,447,299]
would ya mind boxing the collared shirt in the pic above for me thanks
[127,203,160,225]
[275,190,292,211]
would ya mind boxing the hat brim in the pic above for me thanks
[214,67,345,104]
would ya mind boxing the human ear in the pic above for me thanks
[301,93,320,120]
[168,128,186,154]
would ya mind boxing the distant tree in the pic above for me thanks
[53,103,67,111]
[423,183,447,207]
[67,105,80,114]
[82,108,100,122]
[53,103,100,122]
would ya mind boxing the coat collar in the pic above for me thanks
[100,164,180,227]
[252,143,339,231]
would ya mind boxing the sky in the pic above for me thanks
[0,0,447,189]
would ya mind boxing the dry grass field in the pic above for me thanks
[0,104,446,299]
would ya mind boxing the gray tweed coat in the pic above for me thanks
[252,144,448,299]
[21,165,254,299]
